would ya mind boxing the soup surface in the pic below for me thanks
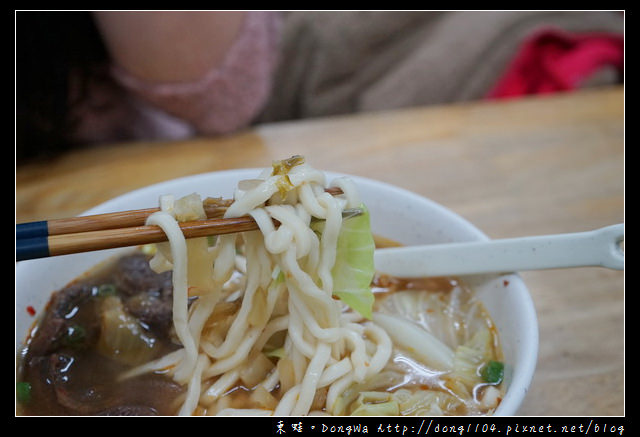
[16,248,503,416]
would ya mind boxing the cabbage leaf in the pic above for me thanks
[349,391,399,416]
[331,203,376,319]
[446,327,494,398]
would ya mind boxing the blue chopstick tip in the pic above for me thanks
[16,221,49,239]
[16,236,50,261]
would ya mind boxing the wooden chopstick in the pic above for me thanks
[15,197,234,239]
[16,187,345,261]
[27,216,263,260]
[16,215,265,261]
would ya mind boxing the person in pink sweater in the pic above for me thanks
[16,11,281,163]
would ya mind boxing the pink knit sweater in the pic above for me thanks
[71,11,281,145]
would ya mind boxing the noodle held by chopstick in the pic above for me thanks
[128,157,393,416]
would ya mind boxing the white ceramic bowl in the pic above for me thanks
[15,169,538,416]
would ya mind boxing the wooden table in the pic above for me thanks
[15,86,624,416]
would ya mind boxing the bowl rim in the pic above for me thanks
[16,168,538,416]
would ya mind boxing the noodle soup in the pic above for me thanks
[16,157,536,416]
[17,252,503,416]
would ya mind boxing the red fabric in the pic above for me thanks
[487,27,623,98]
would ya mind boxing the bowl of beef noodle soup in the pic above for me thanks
[16,157,538,416]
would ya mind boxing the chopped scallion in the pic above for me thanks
[97,284,117,297]
[16,381,31,404]
[63,324,86,346]
[481,360,504,384]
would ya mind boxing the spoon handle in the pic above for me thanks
[374,224,624,277]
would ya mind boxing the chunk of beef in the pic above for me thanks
[112,254,174,336]
[113,253,173,297]
[29,352,183,415]
[25,283,96,358]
